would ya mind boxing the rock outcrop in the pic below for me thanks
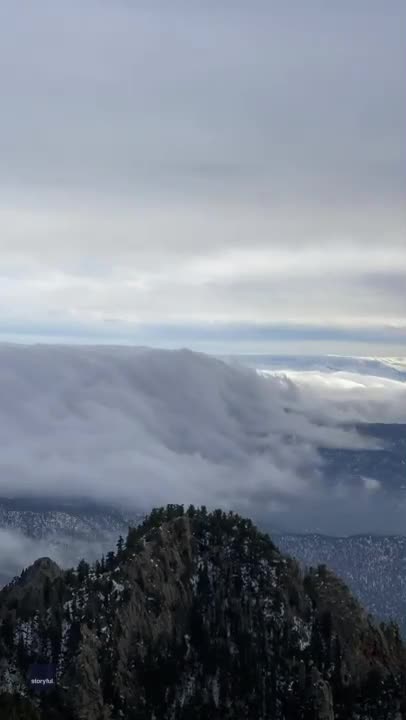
[0,505,405,719]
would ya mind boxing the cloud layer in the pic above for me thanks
[0,528,107,582]
[0,344,405,535]
[0,1,405,351]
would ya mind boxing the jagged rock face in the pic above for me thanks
[0,506,405,719]
[310,668,334,720]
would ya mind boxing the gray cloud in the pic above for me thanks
[0,1,403,198]
[0,527,110,581]
[0,1,405,348]
[0,345,405,535]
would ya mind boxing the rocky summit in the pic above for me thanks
[0,506,405,719]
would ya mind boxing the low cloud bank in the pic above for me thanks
[0,344,405,535]
[0,527,109,582]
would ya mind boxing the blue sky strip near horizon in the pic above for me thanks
[1,321,406,358]
[0,1,405,355]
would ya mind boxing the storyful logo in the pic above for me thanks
[28,663,56,692]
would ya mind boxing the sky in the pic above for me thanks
[0,1,405,354]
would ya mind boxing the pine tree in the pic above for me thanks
[77,559,89,583]
[106,551,115,572]
[116,535,124,555]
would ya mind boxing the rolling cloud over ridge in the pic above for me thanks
[0,344,405,534]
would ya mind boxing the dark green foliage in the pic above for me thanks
[125,504,187,556]
[0,693,40,719]
[76,559,89,583]
[116,535,124,555]
[64,568,76,588]
[0,613,14,648]
[43,577,52,607]
[105,550,116,571]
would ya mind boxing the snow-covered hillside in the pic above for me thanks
[276,533,406,637]
[0,497,141,583]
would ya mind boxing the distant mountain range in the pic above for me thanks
[0,496,140,539]
[276,533,406,637]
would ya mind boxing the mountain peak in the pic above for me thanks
[0,505,405,718]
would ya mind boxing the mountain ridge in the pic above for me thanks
[0,505,405,718]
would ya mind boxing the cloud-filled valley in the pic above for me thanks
[0,344,405,536]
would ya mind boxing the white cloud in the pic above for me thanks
[258,369,406,424]
[0,528,108,580]
[362,477,381,492]
[0,344,405,535]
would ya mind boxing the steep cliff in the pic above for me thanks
[0,505,405,719]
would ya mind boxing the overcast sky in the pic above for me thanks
[0,1,405,354]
